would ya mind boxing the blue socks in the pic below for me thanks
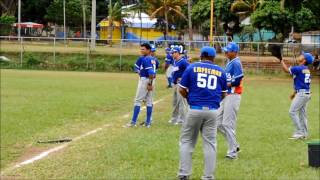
[131,105,140,124]
[146,106,153,125]
[167,77,172,87]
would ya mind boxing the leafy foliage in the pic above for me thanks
[45,0,90,27]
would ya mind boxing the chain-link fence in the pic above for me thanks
[1,36,319,74]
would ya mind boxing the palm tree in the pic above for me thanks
[231,0,263,20]
[145,0,187,42]
[231,0,264,42]
[107,1,122,47]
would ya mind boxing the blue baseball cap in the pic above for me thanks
[222,42,239,53]
[200,46,216,57]
[171,47,181,54]
[165,47,171,52]
[303,52,314,65]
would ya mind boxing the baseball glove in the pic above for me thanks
[268,44,283,62]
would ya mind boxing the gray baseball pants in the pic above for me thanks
[179,109,218,180]
[217,94,241,157]
[289,92,311,137]
[134,77,155,107]
[170,84,188,123]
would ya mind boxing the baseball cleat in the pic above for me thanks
[288,136,306,140]
[123,123,137,128]
[177,175,189,180]
[225,154,237,160]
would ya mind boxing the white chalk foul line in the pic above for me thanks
[2,97,166,175]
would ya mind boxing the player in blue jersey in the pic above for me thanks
[164,47,174,88]
[177,46,227,180]
[168,47,190,125]
[217,42,244,159]
[125,43,156,128]
[280,52,314,139]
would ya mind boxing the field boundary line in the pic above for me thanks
[1,97,166,175]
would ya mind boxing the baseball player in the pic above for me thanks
[168,47,189,125]
[125,43,156,128]
[217,42,244,159]
[139,45,160,126]
[164,47,174,88]
[279,52,314,139]
[178,46,227,180]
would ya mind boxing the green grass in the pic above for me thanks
[1,69,319,179]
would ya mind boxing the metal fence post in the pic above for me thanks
[120,39,123,71]
[257,42,260,73]
[53,37,56,67]
[20,37,23,67]
[86,38,89,70]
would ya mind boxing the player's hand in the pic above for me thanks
[147,84,153,91]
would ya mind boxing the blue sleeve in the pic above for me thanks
[179,66,192,89]
[230,61,244,86]
[165,55,172,65]
[134,57,141,72]
[289,66,300,75]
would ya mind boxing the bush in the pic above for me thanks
[25,54,42,67]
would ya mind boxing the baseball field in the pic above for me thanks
[1,69,319,179]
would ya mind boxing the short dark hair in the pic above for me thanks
[141,43,151,50]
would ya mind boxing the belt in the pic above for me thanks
[296,89,310,93]
[190,105,217,110]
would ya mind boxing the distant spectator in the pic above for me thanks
[75,31,81,38]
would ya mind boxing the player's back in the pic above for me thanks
[290,65,311,90]
[180,61,227,109]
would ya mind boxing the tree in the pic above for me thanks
[251,1,292,42]
[45,0,90,28]
[107,0,122,46]
[0,0,17,16]
[293,6,318,33]
[216,0,241,38]
[145,0,187,41]
[191,0,210,39]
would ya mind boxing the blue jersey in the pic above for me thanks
[165,53,174,65]
[134,56,155,77]
[151,56,160,74]
[179,61,227,109]
[225,57,244,94]
[289,65,311,91]
[172,57,189,84]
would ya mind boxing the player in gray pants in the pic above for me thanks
[217,42,244,159]
[168,47,189,125]
[178,47,227,180]
[279,52,314,139]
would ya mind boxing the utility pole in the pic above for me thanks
[188,0,193,49]
[82,0,86,39]
[210,0,214,46]
[63,0,66,45]
[18,0,21,40]
[90,0,96,50]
